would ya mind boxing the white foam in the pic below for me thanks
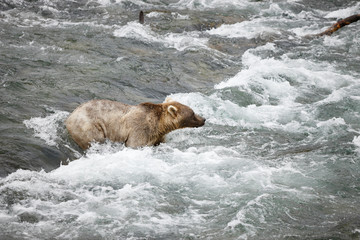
[170,0,250,10]
[168,92,242,126]
[168,91,304,130]
[40,5,59,14]
[291,25,321,37]
[0,126,322,239]
[352,136,360,154]
[113,22,208,51]
[4,145,241,234]
[227,193,270,229]
[217,46,354,94]
[146,12,165,18]
[316,117,346,128]
[171,12,190,20]
[96,0,150,6]
[292,3,360,37]
[215,50,300,107]
[323,35,344,46]
[164,32,208,51]
[8,11,114,30]
[168,42,356,133]
[143,11,189,20]
[207,19,281,39]
[226,161,312,233]
[23,110,69,147]
[325,3,360,19]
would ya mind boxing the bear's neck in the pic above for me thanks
[157,115,179,136]
[141,103,179,140]
[140,103,177,137]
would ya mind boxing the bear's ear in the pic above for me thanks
[164,97,173,103]
[167,105,178,118]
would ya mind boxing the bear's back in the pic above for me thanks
[70,99,131,122]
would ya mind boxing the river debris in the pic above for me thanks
[317,14,360,36]
[306,14,360,38]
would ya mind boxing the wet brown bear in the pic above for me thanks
[65,98,206,149]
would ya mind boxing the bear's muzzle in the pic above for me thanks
[193,115,206,128]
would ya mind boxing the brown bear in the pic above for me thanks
[65,98,206,149]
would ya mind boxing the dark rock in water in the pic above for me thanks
[41,9,54,18]
[18,212,45,223]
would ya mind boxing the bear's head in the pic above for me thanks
[163,98,206,129]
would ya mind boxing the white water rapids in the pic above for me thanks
[1,0,360,239]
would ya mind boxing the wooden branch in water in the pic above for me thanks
[138,10,359,40]
[316,14,360,36]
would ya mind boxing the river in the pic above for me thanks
[1,0,360,239]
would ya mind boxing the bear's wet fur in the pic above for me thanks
[65,98,206,149]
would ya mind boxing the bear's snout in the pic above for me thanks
[200,117,206,126]
[195,115,206,127]
[180,113,206,128]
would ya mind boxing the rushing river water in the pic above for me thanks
[1,0,360,239]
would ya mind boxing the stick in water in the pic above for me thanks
[317,14,360,36]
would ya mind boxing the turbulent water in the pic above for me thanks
[1,0,360,239]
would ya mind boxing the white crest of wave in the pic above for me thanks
[324,2,360,19]
[0,139,312,238]
[168,92,241,126]
[207,19,281,39]
[216,44,354,97]
[113,22,208,51]
[51,143,234,187]
[292,3,360,36]
[315,117,347,136]
[168,91,304,130]
[96,0,151,6]
[169,43,356,131]
[170,0,250,10]
[146,12,165,18]
[352,136,360,154]
[23,110,69,146]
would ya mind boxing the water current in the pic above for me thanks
[1,0,360,239]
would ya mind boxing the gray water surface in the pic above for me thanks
[1,0,360,239]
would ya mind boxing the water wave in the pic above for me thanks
[113,21,209,51]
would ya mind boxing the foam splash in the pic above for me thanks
[207,19,281,39]
[167,41,357,137]
[170,0,251,10]
[113,22,208,51]
[96,0,151,6]
[213,45,356,124]
[324,2,360,19]
[217,46,354,92]
[0,140,315,239]
[353,136,360,154]
[23,110,69,147]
